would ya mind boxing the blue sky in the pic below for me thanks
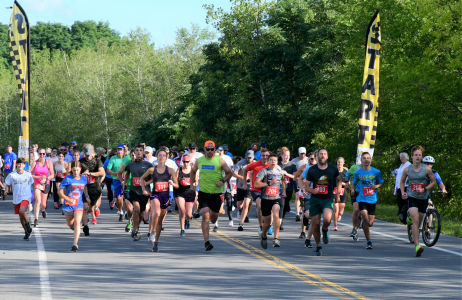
[1,0,232,47]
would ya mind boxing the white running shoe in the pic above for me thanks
[338,215,342,221]
[228,220,233,227]
[149,232,155,242]
[237,211,241,219]
[258,227,262,239]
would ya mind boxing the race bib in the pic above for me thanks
[155,182,169,192]
[180,177,190,186]
[316,184,328,195]
[285,176,292,184]
[232,183,237,190]
[265,186,280,197]
[5,164,10,169]
[411,183,424,193]
[35,183,45,191]
[363,186,375,196]
[333,187,345,196]
[132,177,141,187]
[87,175,95,184]
[65,191,80,207]
[57,171,65,179]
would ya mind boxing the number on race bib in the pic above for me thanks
[155,182,169,192]
[285,176,291,184]
[411,183,424,193]
[363,186,375,196]
[132,177,141,187]
[265,186,280,197]
[5,164,10,169]
[87,175,95,184]
[333,187,345,196]
[35,183,45,191]
[316,184,328,195]
[65,191,80,207]
[57,171,65,179]
[232,183,237,190]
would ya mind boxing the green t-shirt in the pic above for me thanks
[107,155,131,180]
[197,155,224,194]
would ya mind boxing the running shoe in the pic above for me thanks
[228,220,233,227]
[143,219,149,224]
[91,218,97,225]
[305,239,313,248]
[110,200,115,210]
[185,219,190,229]
[42,210,47,219]
[133,231,140,241]
[220,208,225,215]
[238,224,244,231]
[71,243,78,252]
[416,245,424,257]
[54,203,59,209]
[118,213,124,222]
[95,208,100,217]
[299,232,306,239]
[258,227,262,239]
[273,239,281,247]
[205,241,213,251]
[295,215,301,222]
[33,219,38,227]
[338,215,342,221]
[260,237,268,249]
[83,225,90,236]
[26,223,32,234]
[150,232,155,242]
[268,226,273,235]
[193,212,200,219]
[244,216,249,223]
[130,230,134,238]
[333,226,338,231]
[349,228,356,237]
[314,247,322,256]
[125,222,132,232]
[180,230,185,237]
[280,223,284,231]
[23,231,31,241]
[366,240,373,249]
[237,210,241,219]
[152,242,159,252]
[147,232,150,240]
[213,224,219,232]
[322,228,329,244]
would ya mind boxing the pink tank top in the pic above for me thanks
[34,160,50,185]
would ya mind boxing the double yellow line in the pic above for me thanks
[171,212,369,300]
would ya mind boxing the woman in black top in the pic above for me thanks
[333,157,348,231]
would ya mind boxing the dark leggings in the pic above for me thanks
[52,181,60,203]
[282,190,294,219]
[104,177,113,203]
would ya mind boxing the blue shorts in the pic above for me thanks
[112,180,124,199]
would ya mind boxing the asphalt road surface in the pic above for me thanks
[1,190,461,300]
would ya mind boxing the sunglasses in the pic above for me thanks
[205,148,215,151]
[39,153,46,155]
[310,158,315,160]
[183,161,190,163]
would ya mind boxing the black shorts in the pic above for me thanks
[85,189,102,207]
[339,196,346,204]
[198,191,222,214]
[251,191,261,201]
[358,202,376,215]
[408,197,428,214]
[129,191,149,212]
[261,198,282,217]
[237,188,252,201]
[351,191,359,204]
[176,191,196,203]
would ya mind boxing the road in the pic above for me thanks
[1,189,461,300]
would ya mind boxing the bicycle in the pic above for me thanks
[407,191,442,247]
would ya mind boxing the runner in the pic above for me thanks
[400,145,437,257]
[4,145,17,176]
[394,152,411,217]
[47,148,59,208]
[187,142,203,219]
[174,154,196,236]
[79,145,105,235]
[30,148,55,226]
[304,148,342,256]
[119,145,153,241]
[243,148,270,239]
[254,154,286,248]
[297,151,317,246]
[141,148,179,252]
[107,145,131,221]
[190,141,232,251]
[232,150,254,231]
[217,146,234,228]
[53,151,68,210]
[291,147,308,222]
[333,157,348,231]
[223,144,233,158]
[278,147,296,231]
[144,146,157,164]
[103,148,116,206]
[58,161,88,252]
[350,152,384,249]
[4,158,34,241]
[345,163,361,240]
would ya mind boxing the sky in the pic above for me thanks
[1,0,232,47]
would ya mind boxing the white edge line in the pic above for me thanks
[34,227,53,300]
[288,210,462,257]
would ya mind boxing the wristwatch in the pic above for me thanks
[221,179,225,183]
[423,187,427,192]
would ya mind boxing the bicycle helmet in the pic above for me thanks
[422,156,435,164]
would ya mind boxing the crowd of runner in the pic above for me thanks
[0,141,443,257]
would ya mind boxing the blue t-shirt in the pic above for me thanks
[352,167,384,204]
[432,170,443,185]
[225,152,233,158]
[4,152,17,173]
[254,151,261,161]
[103,158,110,175]
[59,175,87,211]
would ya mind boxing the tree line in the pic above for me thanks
[0,0,460,219]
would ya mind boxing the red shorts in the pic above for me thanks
[14,200,29,214]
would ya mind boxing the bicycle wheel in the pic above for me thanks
[422,209,441,247]
[407,224,414,244]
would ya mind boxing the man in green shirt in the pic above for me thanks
[107,144,131,221]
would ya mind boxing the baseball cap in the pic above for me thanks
[217,146,223,151]
[246,150,254,158]
[261,142,267,148]
[45,148,51,154]
[298,147,307,154]
[223,144,229,151]
[144,146,153,153]
[188,142,197,149]
[117,144,124,149]
[72,141,77,144]
[204,140,216,148]
[83,144,94,156]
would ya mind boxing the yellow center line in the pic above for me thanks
[170,211,369,300]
